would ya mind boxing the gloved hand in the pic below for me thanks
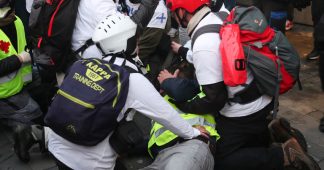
[17,51,31,63]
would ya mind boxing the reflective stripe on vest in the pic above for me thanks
[154,116,216,138]
[0,16,31,98]
[147,95,220,157]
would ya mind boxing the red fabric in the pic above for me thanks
[0,40,10,54]
[220,24,247,86]
[244,35,295,94]
[279,65,295,94]
[240,27,275,44]
[222,9,295,93]
[166,0,209,13]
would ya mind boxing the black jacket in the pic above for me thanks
[161,78,228,116]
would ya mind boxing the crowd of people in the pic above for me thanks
[0,0,323,170]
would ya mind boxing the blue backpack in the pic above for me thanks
[45,58,130,146]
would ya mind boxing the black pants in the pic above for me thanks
[312,0,324,52]
[214,102,284,170]
[260,0,289,34]
[320,51,324,91]
[236,0,289,34]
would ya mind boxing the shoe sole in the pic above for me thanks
[284,139,320,170]
[268,118,308,152]
[295,151,321,170]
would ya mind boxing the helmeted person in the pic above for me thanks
[165,0,320,170]
[51,0,160,85]
[71,0,159,61]
[0,0,42,163]
[11,0,166,163]
[47,14,208,170]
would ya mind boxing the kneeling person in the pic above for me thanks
[45,14,206,170]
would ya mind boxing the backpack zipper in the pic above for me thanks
[57,89,95,109]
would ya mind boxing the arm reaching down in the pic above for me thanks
[126,73,201,139]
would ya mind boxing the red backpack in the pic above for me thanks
[191,6,301,115]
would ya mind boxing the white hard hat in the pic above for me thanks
[92,13,137,55]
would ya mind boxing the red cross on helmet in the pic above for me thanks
[166,0,210,13]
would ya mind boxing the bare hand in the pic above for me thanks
[171,41,182,54]
[157,69,180,84]
[194,125,210,139]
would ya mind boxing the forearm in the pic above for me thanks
[130,0,159,30]
[161,78,200,102]
[129,73,200,139]
[0,55,22,77]
[176,82,228,115]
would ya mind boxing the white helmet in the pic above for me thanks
[92,13,137,55]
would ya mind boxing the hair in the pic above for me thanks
[167,60,195,79]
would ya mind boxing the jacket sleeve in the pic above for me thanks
[0,55,22,77]
[160,78,200,102]
[130,0,159,29]
[173,81,228,116]
[126,73,201,139]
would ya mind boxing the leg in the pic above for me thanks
[214,103,275,169]
[143,140,214,170]
[214,146,284,170]
[319,51,324,91]
[261,0,288,34]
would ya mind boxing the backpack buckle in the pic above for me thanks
[235,59,246,71]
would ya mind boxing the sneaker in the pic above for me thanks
[282,138,320,170]
[306,50,320,60]
[268,118,307,152]
[13,125,37,163]
[286,20,294,31]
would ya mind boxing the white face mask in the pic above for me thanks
[0,6,10,19]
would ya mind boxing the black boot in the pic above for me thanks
[306,49,320,61]
[13,125,37,163]
[320,117,324,133]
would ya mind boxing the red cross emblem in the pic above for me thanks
[0,40,10,54]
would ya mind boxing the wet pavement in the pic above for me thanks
[280,25,324,168]
[0,24,323,170]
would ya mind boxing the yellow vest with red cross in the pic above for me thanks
[0,16,32,98]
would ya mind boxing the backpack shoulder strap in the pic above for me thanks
[191,11,228,48]
[191,24,222,48]
[216,11,228,21]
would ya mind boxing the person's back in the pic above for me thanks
[47,14,205,169]
[165,0,320,170]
